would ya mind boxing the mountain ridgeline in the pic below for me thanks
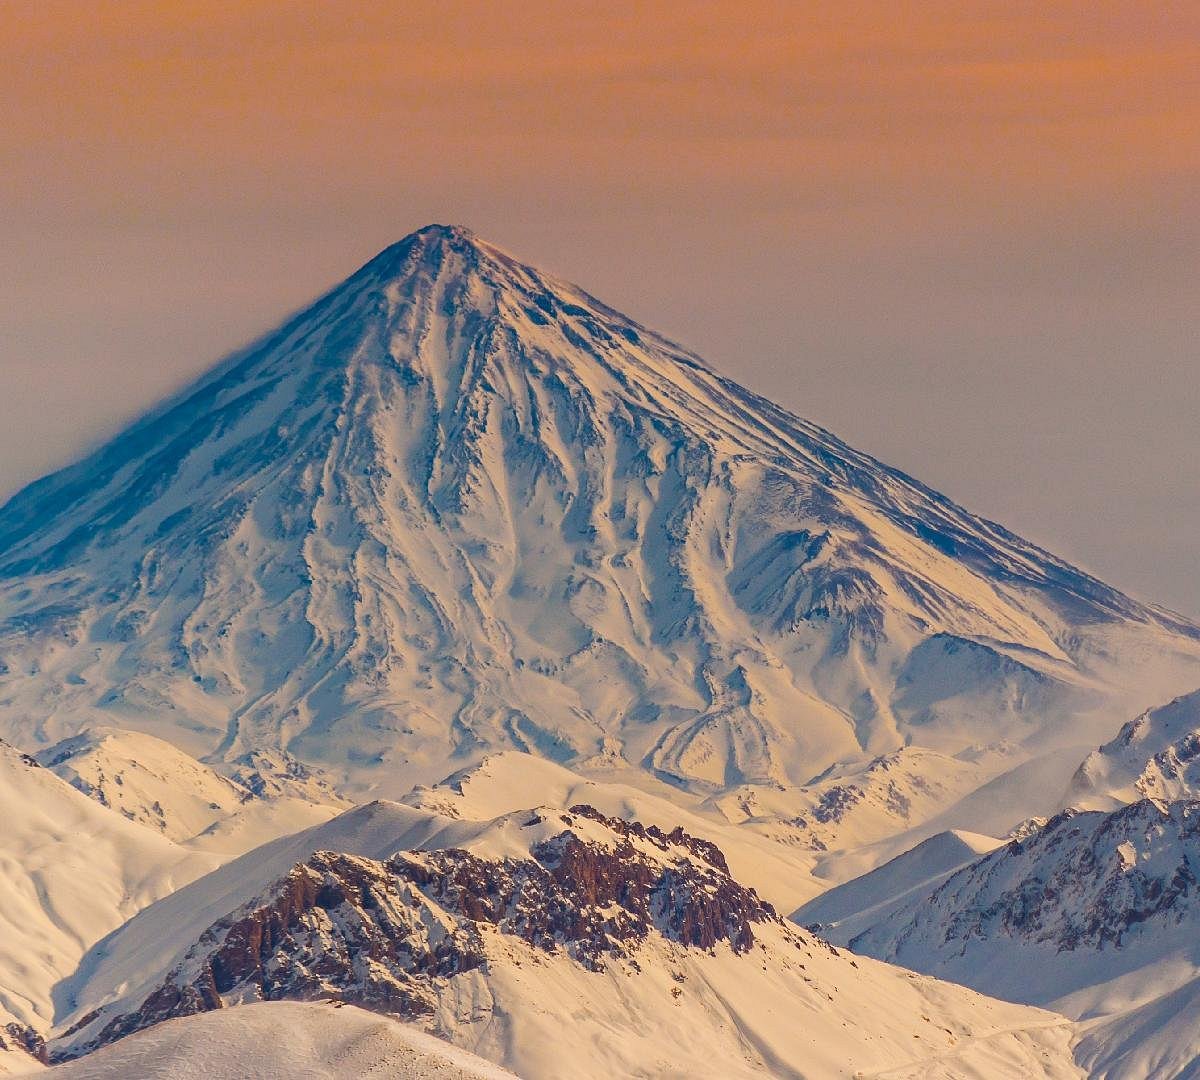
[0,225,1197,794]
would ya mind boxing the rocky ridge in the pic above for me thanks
[848,798,1200,966]
[57,805,775,1059]
[1067,688,1200,811]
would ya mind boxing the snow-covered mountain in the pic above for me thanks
[704,743,1007,856]
[793,826,1002,931]
[0,225,1197,806]
[35,728,345,853]
[794,687,1200,1077]
[401,750,829,910]
[37,727,250,839]
[0,739,218,1043]
[52,798,1081,1079]
[819,794,1200,1078]
[42,1001,517,1080]
[4,224,1199,1075]
[1066,688,1200,811]
[399,747,1011,910]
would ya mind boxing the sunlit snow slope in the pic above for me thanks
[1,225,1197,796]
[42,1001,516,1080]
[820,689,1200,1079]
[35,727,344,853]
[1066,688,1200,811]
[53,799,1082,1080]
[0,740,216,1038]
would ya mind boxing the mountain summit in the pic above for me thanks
[1,226,1197,794]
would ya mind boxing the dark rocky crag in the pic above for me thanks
[57,806,776,1061]
[1,1021,46,1066]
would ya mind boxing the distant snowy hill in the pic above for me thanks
[42,1001,516,1080]
[703,743,1006,856]
[0,225,1196,808]
[37,727,250,838]
[793,826,1002,932]
[36,728,344,854]
[52,798,1081,1079]
[823,793,1200,1078]
[0,740,217,1042]
[1065,688,1200,811]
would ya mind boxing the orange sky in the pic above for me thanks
[5,1,1195,221]
[1,1,1198,612]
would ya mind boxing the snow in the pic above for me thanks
[58,794,746,1040]
[1074,975,1200,1079]
[53,799,437,1034]
[0,224,1195,1075]
[1065,688,1200,811]
[35,728,344,853]
[439,921,1082,1080]
[0,741,218,1035]
[708,744,1000,857]
[36,727,250,840]
[0,225,1195,823]
[38,1001,516,1079]
[403,751,826,909]
[823,789,1200,1077]
[0,1003,42,1076]
[402,748,1014,912]
[52,791,1083,1079]
[793,828,1001,933]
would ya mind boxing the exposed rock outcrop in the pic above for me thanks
[1,1020,46,1065]
[58,805,774,1061]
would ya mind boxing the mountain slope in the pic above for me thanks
[402,747,1015,910]
[35,728,344,854]
[42,1001,516,1080]
[1073,977,1200,1080]
[402,750,827,909]
[704,743,1004,856]
[0,1005,43,1075]
[1066,689,1200,811]
[793,826,1002,932]
[36,727,251,839]
[836,799,1200,1000]
[0,225,1196,801]
[52,800,1081,1079]
[824,796,1200,1078]
[0,740,217,1038]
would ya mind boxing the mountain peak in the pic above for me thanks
[386,221,485,260]
[412,221,477,240]
[361,222,507,283]
[0,232,1198,795]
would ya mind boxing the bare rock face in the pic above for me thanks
[399,805,770,966]
[849,797,1200,968]
[58,806,774,1061]
[1,1020,46,1065]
